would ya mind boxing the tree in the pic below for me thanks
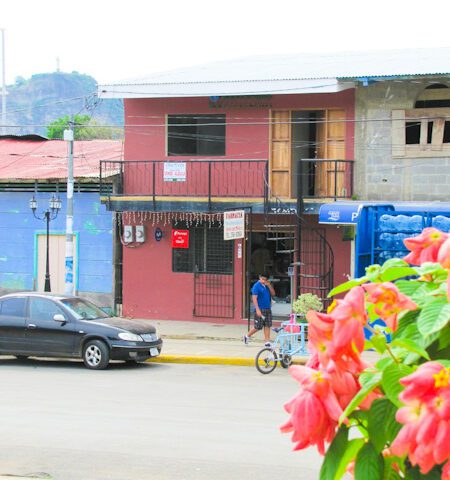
[46,114,123,140]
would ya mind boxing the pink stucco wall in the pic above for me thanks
[124,90,354,162]
[122,220,244,322]
[121,91,355,322]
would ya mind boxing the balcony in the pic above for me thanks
[99,159,354,213]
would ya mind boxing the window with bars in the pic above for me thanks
[172,222,233,274]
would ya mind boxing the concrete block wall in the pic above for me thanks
[354,80,450,201]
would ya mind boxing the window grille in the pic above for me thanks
[172,221,233,274]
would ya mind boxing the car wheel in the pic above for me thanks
[83,340,109,370]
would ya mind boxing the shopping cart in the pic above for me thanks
[255,321,308,374]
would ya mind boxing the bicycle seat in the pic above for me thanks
[272,327,284,333]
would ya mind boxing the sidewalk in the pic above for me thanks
[146,319,379,367]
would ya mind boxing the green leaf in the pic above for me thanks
[393,310,420,340]
[380,267,418,282]
[416,262,447,277]
[405,463,442,480]
[368,398,402,453]
[370,333,388,354]
[417,299,449,337]
[381,363,413,407]
[439,326,450,350]
[339,372,382,423]
[435,359,450,368]
[334,439,365,480]
[395,280,423,298]
[351,409,369,427]
[320,426,349,480]
[391,338,430,360]
[381,258,409,270]
[328,277,367,298]
[384,457,404,480]
[376,357,394,370]
[354,442,384,480]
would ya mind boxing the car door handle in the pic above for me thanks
[28,324,37,329]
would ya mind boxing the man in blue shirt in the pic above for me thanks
[243,273,275,346]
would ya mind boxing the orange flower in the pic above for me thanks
[364,282,417,331]
[403,228,448,266]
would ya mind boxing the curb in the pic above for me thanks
[147,354,308,367]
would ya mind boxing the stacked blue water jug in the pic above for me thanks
[377,214,424,264]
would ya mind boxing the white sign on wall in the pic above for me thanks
[163,162,186,182]
[224,210,245,240]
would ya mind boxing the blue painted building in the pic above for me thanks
[0,137,123,308]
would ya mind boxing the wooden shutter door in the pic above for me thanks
[327,110,346,197]
[270,110,291,198]
[315,109,346,197]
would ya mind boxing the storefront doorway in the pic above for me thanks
[248,231,294,318]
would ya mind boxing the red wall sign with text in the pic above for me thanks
[172,229,189,249]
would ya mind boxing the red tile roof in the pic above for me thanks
[0,138,123,180]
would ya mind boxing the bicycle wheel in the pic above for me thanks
[280,354,292,369]
[255,347,278,374]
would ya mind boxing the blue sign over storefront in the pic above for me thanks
[318,203,363,225]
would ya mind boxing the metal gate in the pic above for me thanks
[193,273,235,318]
[298,227,333,307]
[192,222,235,319]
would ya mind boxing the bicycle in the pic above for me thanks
[255,321,308,374]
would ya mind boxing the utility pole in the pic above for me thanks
[64,119,74,295]
[1,28,6,136]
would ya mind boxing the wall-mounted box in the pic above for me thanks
[123,225,134,243]
[135,225,146,243]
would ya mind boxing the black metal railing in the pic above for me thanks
[100,158,354,204]
[295,159,354,200]
[100,159,268,204]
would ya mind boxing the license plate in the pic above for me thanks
[150,348,159,357]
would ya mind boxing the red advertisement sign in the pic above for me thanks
[172,229,189,249]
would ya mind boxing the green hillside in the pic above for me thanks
[4,72,123,137]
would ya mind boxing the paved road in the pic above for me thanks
[0,357,323,480]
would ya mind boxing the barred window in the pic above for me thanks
[172,222,233,274]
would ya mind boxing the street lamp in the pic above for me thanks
[30,194,62,292]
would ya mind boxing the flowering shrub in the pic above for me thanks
[292,293,324,317]
[281,227,450,479]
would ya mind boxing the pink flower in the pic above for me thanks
[364,282,417,331]
[403,228,448,266]
[443,460,450,480]
[327,287,367,366]
[391,362,450,474]
[306,310,335,366]
[280,366,343,455]
[438,238,450,269]
[437,237,450,301]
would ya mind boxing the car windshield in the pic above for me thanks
[60,298,109,320]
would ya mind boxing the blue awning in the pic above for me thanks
[319,202,397,225]
[319,203,363,224]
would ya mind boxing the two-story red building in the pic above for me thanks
[98,53,358,323]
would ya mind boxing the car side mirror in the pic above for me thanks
[53,314,66,323]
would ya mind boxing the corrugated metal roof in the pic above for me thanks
[0,139,123,180]
[99,47,450,99]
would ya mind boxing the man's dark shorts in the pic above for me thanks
[254,309,273,330]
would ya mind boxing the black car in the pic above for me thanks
[0,292,163,370]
